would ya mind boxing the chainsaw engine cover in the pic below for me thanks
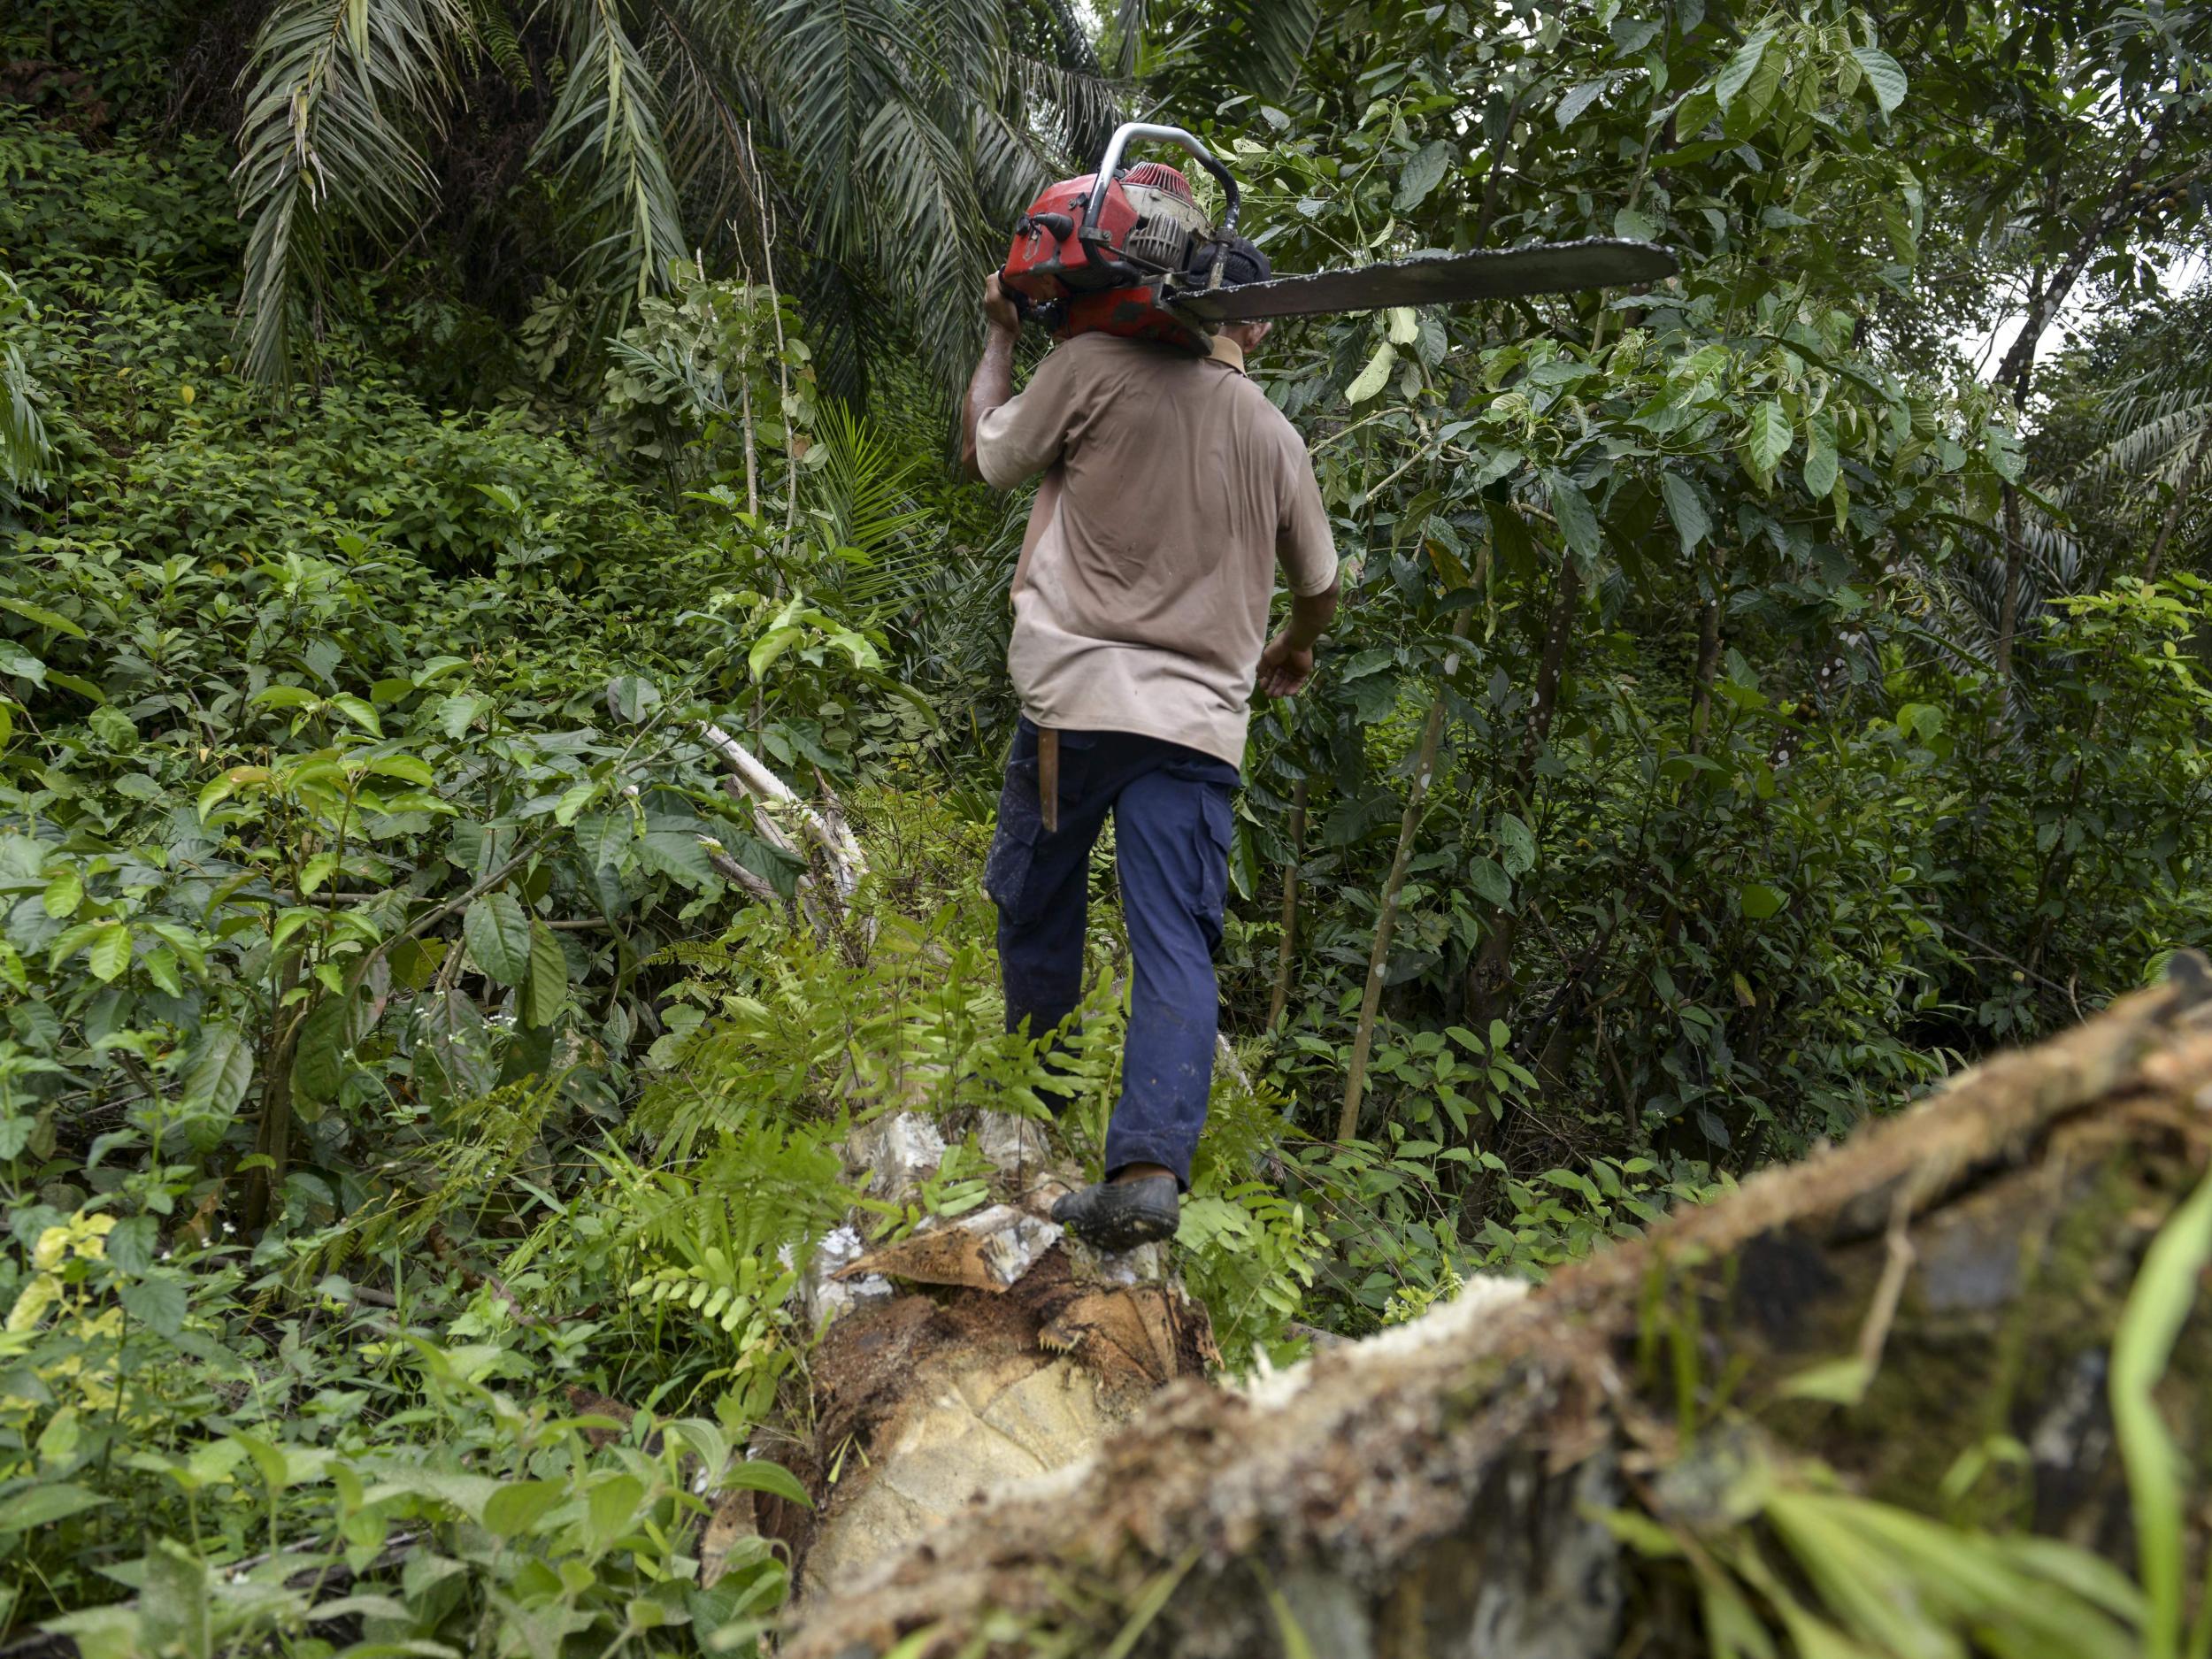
[1003,164,1216,355]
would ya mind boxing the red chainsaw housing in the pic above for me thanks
[1002,169,1212,355]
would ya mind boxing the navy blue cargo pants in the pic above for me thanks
[985,718,1239,1188]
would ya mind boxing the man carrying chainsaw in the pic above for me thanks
[960,234,1340,1250]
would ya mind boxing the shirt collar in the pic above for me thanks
[1207,333,1246,374]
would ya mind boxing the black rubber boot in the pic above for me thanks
[1050,1173,1180,1251]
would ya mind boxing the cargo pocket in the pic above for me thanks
[986,733,1045,922]
[1194,783,1233,955]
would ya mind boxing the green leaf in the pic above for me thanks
[361,754,435,787]
[120,1275,188,1339]
[0,1482,108,1532]
[1494,813,1537,878]
[484,1479,568,1539]
[1714,27,1776,108]
[293,994,351,1104]
[464,891,532,986]
[0,641,47,687]
[42,868,81,918]
[717,1459,813,1509]
[1555,77,1614,128]
[1658,471,1709,557]
[327,694,382,736]
[0,596,87,638]
[1345,341,1396,405]
[2111,1160,2212,1654]
[1544,472,1601,560]
[1802,416,1839,498]
[1392,139,1454,209]
[251,685,321,710]
[1745,400,1792,479]
[1740,881,1788,920]
[640,831,716,888]
[180,1025,254,1115]
[142,1539,211,1659]
[523,921,566,1029]
[585,1472,644,1552]
[1850,45,1908,113]
[87,922,132,983]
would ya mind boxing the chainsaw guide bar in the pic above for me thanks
[1166,237,1680,324]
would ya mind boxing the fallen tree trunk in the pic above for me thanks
[787,961,2212,1658]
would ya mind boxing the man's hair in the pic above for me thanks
[1192,235,1271,287]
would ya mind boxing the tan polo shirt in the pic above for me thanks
[974,331,1339,770]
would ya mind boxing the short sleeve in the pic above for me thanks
[975,344,1084,490]
[1276,438,1339,597]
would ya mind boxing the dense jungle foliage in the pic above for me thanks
[2,0,2208,1652]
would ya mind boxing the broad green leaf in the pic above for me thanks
[1740,881,1788,920]
[585,1472,644,1552]
[436,693,486,738]
[553,780,596,826]
[361,754,435,787]
[1850,45,1908,113]
[87,922,131,983]
[0,1482,107,1532]
[1745,401,1792,479]
[121,1275,188,1338]
[1386,306,1418,346]
[293,994,351,1104]
[1802,416,1839,498]
[641,830,717,887]
[464,891,532,986]
[1494,813,1537,878]
[142,1539,211,1659]
[1345,341,1396,404]
[1555,77,1614,128]
[0,641,47,687]
[523,921,566,1029]
[1714,28,1776,108]
[42,868,81,918]
[1391,138,1454,209]
[180,1025,254,1114]
[1545,472,1601,560]
[251,685,321,710]
[0,595,88,638]
[484,1479,567,1539]
[1658,471,1710,556]
[327,693,382,736]
[717,1459,812,1509]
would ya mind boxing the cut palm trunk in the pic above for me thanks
[787,960,2212,1659]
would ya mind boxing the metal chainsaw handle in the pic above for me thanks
[1080,122,1240,239]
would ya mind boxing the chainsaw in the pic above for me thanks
[1002,122,1678,352]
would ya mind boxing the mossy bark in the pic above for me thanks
[786,967,2212,1659]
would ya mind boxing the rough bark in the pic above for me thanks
[787,961,2212,1659]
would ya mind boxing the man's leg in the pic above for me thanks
[1103,756,1237,1188]
[987,722,1109,1053]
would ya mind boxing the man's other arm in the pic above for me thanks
[1257,438,1341,698]
[1256,581,1339,697]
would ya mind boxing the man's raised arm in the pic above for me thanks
[959,273,1023,482]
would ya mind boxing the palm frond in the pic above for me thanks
[232,0,471,385]
[533,0,691,311]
